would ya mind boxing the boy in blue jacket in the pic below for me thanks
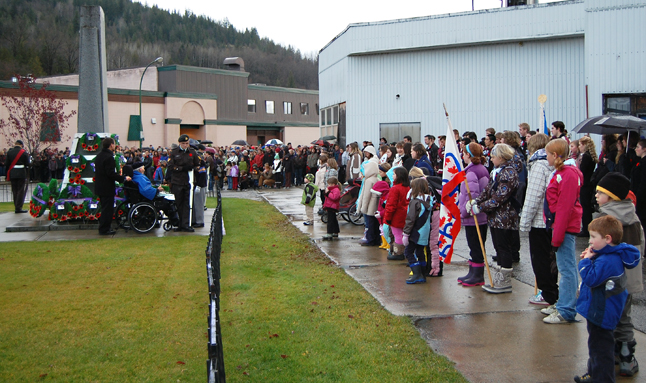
[574,215,641,383]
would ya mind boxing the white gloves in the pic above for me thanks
[466,199,480,215]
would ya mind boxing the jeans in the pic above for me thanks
[364,215,380,245]
[404,243,426,266]
[227,176,232,190]
[587,321,615,382]
[555,233,578,321]
[294,168,303,186]
[529,228,559,305]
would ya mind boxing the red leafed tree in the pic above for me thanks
[0,75,76,154]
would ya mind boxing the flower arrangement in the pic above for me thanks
[68,173,86,185]
[66,154,87,174]
[58,184,93,200]
[29,183,51,218]
[86,200,101,221]
[79,132,101,152]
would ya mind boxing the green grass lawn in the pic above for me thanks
[0,198,466,382]
[0,201,16,212]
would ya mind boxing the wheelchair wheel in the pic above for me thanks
[129,203,158,233]
[163,221,173,231]
[348,204,364,226]
[321,210,328,224]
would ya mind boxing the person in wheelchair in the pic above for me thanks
[129,162,180,228]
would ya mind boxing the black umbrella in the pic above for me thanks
[319,135,337,141]
[232,140,249,146]
[572,115,646,135]
[200,140,213,144]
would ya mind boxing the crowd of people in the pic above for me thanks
[299,123,646,383]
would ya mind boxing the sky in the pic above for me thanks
[135,0,562,56]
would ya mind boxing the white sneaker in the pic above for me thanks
[529,291,549,306]
[543,311,571,324]
[540,304,557,316]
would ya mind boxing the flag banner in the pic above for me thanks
[438,124,465,264]
[543,107,549,135]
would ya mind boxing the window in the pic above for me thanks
[379,122,421,144]
[248,99,256,113]
[266,100,274,114]
[40,112,60,142]
[332,106,339,125]
[321,109,327,126]
[300,102,309,115]
[283,101,292,115]
[326,109,331,126]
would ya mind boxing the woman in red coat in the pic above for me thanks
[380,167,410,260]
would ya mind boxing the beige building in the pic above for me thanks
[1,62,320,150]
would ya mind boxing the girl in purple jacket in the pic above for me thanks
[458,143,490,286]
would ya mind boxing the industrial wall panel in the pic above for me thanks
[319,58,348,108]
[340,38,586,144]
[585,1,646,117]
[319,1,584,71]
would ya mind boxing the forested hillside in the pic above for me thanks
[0,0,319,89]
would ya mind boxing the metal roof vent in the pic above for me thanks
[223,57,245,71]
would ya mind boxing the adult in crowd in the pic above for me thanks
[192,145,208,228]
[467,143,520,294]
[550,120,569,143]
[632,139,646,227]
[396,142,415,171]
[412,143,434,176]
[283,150,293,188]
[483,134,496,173]
[357,151,380,246]
[518,122,530,156]
[578,136,598,237]
[306,146,319,176]
[518,133,558,307]
[424,135,439,172]
[542,138,583,324]
[95,137,130,235]
[348,142,362,181]
[6,140,30,213]
[167,134,200,232]
[457,143,490,287]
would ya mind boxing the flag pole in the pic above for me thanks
[443,104,493,286]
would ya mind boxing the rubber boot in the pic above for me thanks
[406,264,426,284]
[378,235,389,250]
[619,340,639,377]
[457,261,475,284]
[387,244,405,260]
[462,262,485,286]
[482,267,512,294]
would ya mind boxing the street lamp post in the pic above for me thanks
[138,56,163,149]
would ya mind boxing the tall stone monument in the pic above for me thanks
[77,6,109,133]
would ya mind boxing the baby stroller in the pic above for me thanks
[321,178,363,225]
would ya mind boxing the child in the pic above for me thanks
[381,167,411,260]
[373,163,392,250]
[402,178,432,284]
[301,174,318,226]
[542,139,584,323]
[574,215,640,383]
[322,177,341,240]
[251,164,261,189]
[225,162,232,190]
[230,161,239,191]
[594,172,645,376]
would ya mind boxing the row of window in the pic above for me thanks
[321,105,339,126]
[248,99,310,115]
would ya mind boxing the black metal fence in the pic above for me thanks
[206,185,225,382]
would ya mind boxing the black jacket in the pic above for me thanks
[94,148,124,197]
[6,145,30,179]
[167,147,199,186]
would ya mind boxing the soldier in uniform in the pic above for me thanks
[6,140,30,213]
[167,134,199,232]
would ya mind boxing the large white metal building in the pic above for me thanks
[318,0,646,145]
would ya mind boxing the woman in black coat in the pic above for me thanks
[577,136,598,236]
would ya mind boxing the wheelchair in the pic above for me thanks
[115,182,180,234]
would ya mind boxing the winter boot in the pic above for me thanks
[378,235,389,250]
[482,267,512,294]
[619,340,639,376]
[387,244,405,260]
[406,264,426,284]
[462,262,485,286]
[457,261,475,284]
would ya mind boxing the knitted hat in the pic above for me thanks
[305,174,315,183]
[597,172,631,201]
[133,162,145,171]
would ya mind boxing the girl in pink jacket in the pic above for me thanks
[322,177,341,240]
[543,138,583,324]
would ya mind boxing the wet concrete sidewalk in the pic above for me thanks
[260,187,646,383]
